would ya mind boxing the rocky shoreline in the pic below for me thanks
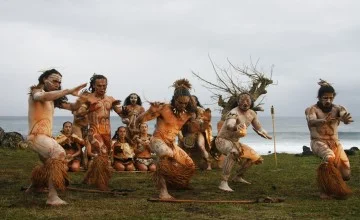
[0,127,30,149]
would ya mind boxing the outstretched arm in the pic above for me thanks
[112,99,123,116]
[32,83,87,102]
[59,96,88,111]
[251,114,272,139]
[136,102,163,124]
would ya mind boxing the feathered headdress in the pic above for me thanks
[172,78,192,98]
[172,78,192,90]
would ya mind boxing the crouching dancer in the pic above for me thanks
[137,79,211,199]
[215,92,272,192]
[305,80,353,199]
[26,69,86,205]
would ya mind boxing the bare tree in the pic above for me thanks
[192,56,275,119]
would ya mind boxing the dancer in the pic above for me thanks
[27,69,86,205]
[305,79,353,199]
[215,92,271,192]
[137,79,211,199]
[79,74,123,190]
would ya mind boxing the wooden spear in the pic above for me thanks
[148,197,285,204]
[271,105,278,168]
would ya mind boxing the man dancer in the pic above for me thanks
[305,80,353,199]
[77,74,123,190]
[137,79,211,199]
[215,92,272,192]
[27,69,86,205]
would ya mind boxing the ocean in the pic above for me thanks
[0,116,359,155]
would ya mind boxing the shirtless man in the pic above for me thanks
[55,121,85,172]
[215,92,272,192]
[77,74,122,190]
[179,95,213,170]
[305,80,353,199]
[133,123,156,172]
[27,69,86,205]
[76,74,122,156]
[121,93,145,139]
[137,79,211,199]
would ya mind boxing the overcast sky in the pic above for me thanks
[1,0,359,117]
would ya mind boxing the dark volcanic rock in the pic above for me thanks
[350,146,359,151]
[295,145,313,157]
[0,131,25,149]
[345,146,359,156]
[0,127,5,142]
[302,145,313,156]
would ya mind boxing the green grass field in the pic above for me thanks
[0,148,359,220]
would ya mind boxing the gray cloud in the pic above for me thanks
[0,0,359,117]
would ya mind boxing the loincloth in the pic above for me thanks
[29,119,52,137]
[311,138,342,165]
[154,145,195,189]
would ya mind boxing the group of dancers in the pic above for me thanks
[26,69,354,205]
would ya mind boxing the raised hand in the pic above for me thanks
[149,101,165,112]
[341,112,354,124]
[203,108,212,122]
[70,83,87,97]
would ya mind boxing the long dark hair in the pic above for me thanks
[124,93,142,106]
[37,69,68,108]
[112,126,132,143]
[192,95,204,108]
[89,74,107,93]
[318,85,336,99]
[38,69,62,85]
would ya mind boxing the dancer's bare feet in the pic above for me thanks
[206,163,212,170]
[218,180,234,192]
[320,192,332,200]
[46,195,68,206]
[232,176,251,184]
[159,190,175,200]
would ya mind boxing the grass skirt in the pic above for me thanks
[31,158,69,191]
[317,160,352,199]
[85,155,112,188]
[154,157,195,189]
